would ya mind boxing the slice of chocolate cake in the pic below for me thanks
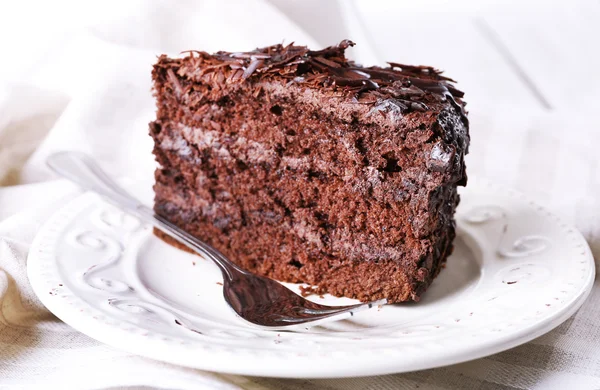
[150,40,469,303]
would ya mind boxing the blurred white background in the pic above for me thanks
[1,0,598,112]
[1,1,599,389]
[1,0,597,230]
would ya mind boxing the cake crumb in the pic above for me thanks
[216,282,223,286]
[192,261,196,266]
[299,285,319,297]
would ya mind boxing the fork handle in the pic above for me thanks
[46,151,241,278]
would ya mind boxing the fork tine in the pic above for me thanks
[279,299,388,324]
[315,299,387,320]
[299,302,371,315]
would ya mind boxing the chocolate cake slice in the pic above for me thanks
[150,40,469,303]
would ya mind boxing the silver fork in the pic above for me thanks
[47,151,386,327]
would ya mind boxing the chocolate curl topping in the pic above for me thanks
[166,40,465,107]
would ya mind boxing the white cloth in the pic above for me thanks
[1,0,599,389]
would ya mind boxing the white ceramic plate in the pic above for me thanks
[27,178,595,378]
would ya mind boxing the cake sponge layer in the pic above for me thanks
[150,41,469,302]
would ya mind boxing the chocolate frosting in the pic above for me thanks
[151,40,470,303]
[163,40,466,118]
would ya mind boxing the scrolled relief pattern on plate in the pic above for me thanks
[72,206,145,295]
[107,298,204,335]
[93,207,141,232]
[497,235,551,258]
[71,229,135,294]
[463,204,551,258]
[462,205,506,224]
[69,205,217,338]
[496,263,552,285]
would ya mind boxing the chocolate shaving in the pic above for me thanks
[162,39,466,114]
[307,39,354,57]
[227,68,244,84]
[334,78,379,92]
[314,56,342,68]
[166,68,183,99]
[242,59,264,80]
[388,62,451,80]
[230,52,271,59]
[410,102,428,112]
[179,50,211,59]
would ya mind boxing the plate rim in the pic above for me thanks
[27,178,596,378]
